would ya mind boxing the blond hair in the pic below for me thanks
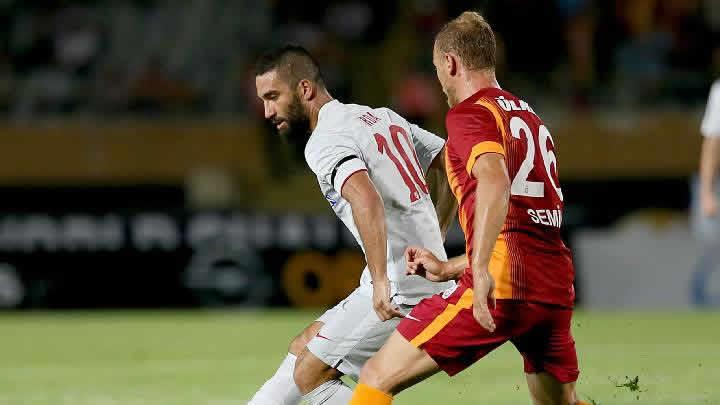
[435,11,496,71]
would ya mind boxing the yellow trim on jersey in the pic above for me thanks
[457,204,468,238]
[489,235,513,299]
[475,99,508,141]
[466,141,506,175]
[409,288,474,348]
[445,149,463,203]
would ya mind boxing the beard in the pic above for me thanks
[268,95,312,162]
[272,93,311,155]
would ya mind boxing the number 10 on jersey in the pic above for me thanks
[374,125,429,203]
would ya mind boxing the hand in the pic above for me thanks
[405,246,451,282]
[701,191,718,217]
[472,271,496,332]
[372,278,403,321]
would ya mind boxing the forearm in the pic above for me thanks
[470,178,509,274]
[700,137,720,196]
[442,254,468,279]
[426,165,458,240]
[352,198,388,282]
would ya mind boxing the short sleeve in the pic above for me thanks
[701,81,720,138]
[409,124,445,172]
[446,103,505,176]
[305,132,367,192]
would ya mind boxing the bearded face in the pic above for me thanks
[256,71,313,152]
[272,91,311,147]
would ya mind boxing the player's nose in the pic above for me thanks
[263,101,275,120]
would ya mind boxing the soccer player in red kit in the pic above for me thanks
[349,11,589,405]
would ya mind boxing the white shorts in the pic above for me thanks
[308,287,412,380]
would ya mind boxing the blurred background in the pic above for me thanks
[0,0,717,312]
[0,1,719,404]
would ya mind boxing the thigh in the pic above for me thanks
[289,321,324,355]
[306,288,406,381]
[512,304,580,385]
[397,282,514,376]
[314,297,345,324]
[337,309,408,380]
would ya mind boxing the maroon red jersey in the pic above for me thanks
[445,87,575,308]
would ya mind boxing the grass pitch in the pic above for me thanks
[0,310,718,404]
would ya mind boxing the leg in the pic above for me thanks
[526,372,580,405]
[293,347,343,394]
[294,348,355,405]
[298,288,401,405]
[289,321,324,355]
[247,321,323,405]
[351,283,511,404]
[357,331,440,394]
[513,304,583,405]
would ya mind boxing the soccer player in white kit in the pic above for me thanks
[248,45,457,405]
[700,79,720,219]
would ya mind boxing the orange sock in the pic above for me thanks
[349,383,393,405]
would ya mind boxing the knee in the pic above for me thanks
[549,389,576,405]
[358,356,386,390]
[527,373,577,405]
[563,392,578,405]
[292,350,336,394]
[292,352,315,392]
[561,384,578,405]
[293,351,320,394]
[536,390,576,405]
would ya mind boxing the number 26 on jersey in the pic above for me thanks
[509,116,563,201]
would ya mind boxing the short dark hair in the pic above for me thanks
[435,11,496,71]
[254,44,324,87]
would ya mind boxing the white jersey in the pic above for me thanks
[305,100,454,305]
[702,79,720,137]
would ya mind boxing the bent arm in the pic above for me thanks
[470,153,510,276]
[341,171,388,285]
[426,148,458,239]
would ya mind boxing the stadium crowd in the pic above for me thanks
[0,0,716,120]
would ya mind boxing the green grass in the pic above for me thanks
[0,310,718,404]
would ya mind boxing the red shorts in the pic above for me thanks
[397,281,579,383]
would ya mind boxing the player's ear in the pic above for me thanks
[297,79,315,101]
[446,53,458,77]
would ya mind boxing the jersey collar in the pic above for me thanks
[448,87,499,114]
[317,99,341,125]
